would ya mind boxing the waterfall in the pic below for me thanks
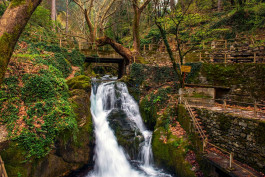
[88,81,172,177]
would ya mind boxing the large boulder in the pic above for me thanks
[107,109,144,160]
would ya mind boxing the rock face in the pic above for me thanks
[108,109,143,160]
[33,83,94,176]
[0,76,94,177]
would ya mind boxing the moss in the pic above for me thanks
[152,127,196,177]
[10,0,26,8]
[66,75,91,92]
[0,142,32,177]
[140,96,157,130]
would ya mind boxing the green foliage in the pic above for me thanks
[54,53,72,78]
[29,6,52,28]
[0,3,7,16]
[21,75,56,103]
[130,63,145,85]
[67,49,85,66]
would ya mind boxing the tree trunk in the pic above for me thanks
[51,0,56,21]
[0,0,42,84]
[66,0,69,33]
[218,0,222,12]
[170,0,175,10]
[132,4,141,53]
[96,36,133,65]
[155,22,184,88]
[132,0,152,53]
[84,9,96,42]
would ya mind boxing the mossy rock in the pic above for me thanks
[152,127,196,177]
[66,75,91,92]
[0,142,32,177]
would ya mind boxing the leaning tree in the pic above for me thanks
[0,0,43,84]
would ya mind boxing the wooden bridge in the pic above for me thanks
[85,57,127,79]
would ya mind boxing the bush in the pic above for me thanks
[54,53,72,78]
[22,75,56,103]
[67,49,85,66]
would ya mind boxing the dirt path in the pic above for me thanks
[66,66,80,80]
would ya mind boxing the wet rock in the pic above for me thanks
[108,109,144,159]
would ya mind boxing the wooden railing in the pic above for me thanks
[0,156,8,177]
[77,39,265,63]
[181,97,261,176]
[185,97,265,119]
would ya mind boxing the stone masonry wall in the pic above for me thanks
[195,108,265,173]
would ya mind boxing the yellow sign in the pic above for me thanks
[181,65,191,73]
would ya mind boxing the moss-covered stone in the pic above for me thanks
[0,142,32,177]
[66,75,91,92]
[152,127,196,177]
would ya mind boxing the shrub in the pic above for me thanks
[21,75,56,103]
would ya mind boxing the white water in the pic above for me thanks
[88,81,172,177]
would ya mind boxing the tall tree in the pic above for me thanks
[0,0,42,84]
[66,0,69,33]
[131,0,152,53]
[218,0,222,12]
[51,0,56,21]
[73,0,118,42]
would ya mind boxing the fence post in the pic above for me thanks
[199,52,202,62]
[229,152,233,169]
[254,52,256,63]
[224,99,227,110]
[203,138,208,153]
[225,53,227,63]
[254,100,257,117]
[149,44,151,51]
[59,38,62,48]
[225,40,227,49]
[202,41,205,49]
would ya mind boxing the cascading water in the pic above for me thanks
[88,80,172,177]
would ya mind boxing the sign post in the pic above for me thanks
[181,65,191,85]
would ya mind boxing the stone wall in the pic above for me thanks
[195,108,265,173]
[190,63,265,103]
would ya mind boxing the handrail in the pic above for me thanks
[182,97,261,176]
[0,155,8,177]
